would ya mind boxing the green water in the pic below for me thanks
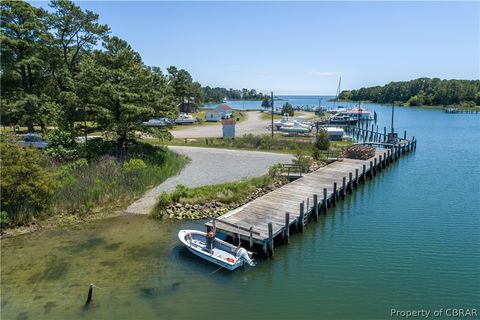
[1,105,479,319]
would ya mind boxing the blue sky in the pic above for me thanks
[34,1,479,94]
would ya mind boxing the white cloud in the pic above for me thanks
[307,71,340,76]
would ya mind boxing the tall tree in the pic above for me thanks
[47,0,109,130]
[0,1,48,132]
[79,36,154,153]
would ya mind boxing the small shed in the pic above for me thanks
[222,119,236,139]
[205,109,222,122]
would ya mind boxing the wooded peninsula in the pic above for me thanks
[338,78,480,108]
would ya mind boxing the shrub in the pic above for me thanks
[0,141,56,225]
[314,129,330,151]
[123,158,147,172]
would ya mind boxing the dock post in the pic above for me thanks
[373,158,377,175]
[268,222,274,257]
[284,213,290,243]
[383,152,387,167]
[341,177,346,199]
[313,194,318,221]
[348,172,353,193]
[323,188,328,213]
[369,161,373,178]
[332,183,337,206]
[362,164,366,182]
[299,202,305,232]
[355,169,359,189]
[249,227,254,249]
[85,284,93,305]
[384,127,387,142]
[378,155,382,172]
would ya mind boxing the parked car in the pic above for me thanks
[142,118,173,127]
[21,134,49,149]
[75,135,104,143]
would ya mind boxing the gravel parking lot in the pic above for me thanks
[125,146,292,214]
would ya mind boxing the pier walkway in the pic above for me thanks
[207,138,416,256]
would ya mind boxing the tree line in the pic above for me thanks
[202,87,265,102]
[0,0,263,151]
[338,78,480,107]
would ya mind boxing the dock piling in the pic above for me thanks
[342,177,346,199]
[348,172,353,193]
[333,183,337,206]
[362,164,366,182]
[299,202,305,232]
[313,194,318,221]
[268,222,274,257]
[323,188,328,213]
[284,213,290,243]
[355,169,359,188]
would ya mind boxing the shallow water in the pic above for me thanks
[1,101,479,319]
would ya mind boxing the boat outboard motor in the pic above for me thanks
[236,248,256,267]
[206,231,215,252]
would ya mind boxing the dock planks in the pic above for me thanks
[207,148,390,244]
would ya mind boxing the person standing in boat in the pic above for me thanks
[206,231,215,252]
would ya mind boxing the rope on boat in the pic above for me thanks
[209,266,224,275]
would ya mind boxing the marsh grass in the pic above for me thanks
[51,144,188,216]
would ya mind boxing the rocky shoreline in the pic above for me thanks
[160,180,287,220]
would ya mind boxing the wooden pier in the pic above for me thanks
[207,132,416,257]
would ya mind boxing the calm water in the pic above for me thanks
[1,102,479,320]
[203,95,352,110]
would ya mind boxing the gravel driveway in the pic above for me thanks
[125,146,293,214]
[172,111,271,138]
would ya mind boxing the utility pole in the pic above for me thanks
[271,91,274,139]
[391,102,395,134]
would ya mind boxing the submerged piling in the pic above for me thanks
[85,284,93,305]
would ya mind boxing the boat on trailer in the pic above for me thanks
[178,230,256,271]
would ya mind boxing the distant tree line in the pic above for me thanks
[202,87,265,103]
[0,0,263,151]
[338,78,480,107]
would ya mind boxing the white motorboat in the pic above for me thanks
[175,113,196,124]
[178,230,255,271]
[279,121,312,134]
[273,114,294,129]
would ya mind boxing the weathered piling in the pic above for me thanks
[299,202,305,232]
[341,177,346,199]
[355,169,359,188]
[268,222,274,257]
[332,182,337,205]
[85,284,94,305]
[362,164,366,182]
[323,188,328,213]
[313,194,318,221]
[348,172,353,193]
[284,213,290,243]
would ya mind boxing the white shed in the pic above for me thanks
[205,109,222,122]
